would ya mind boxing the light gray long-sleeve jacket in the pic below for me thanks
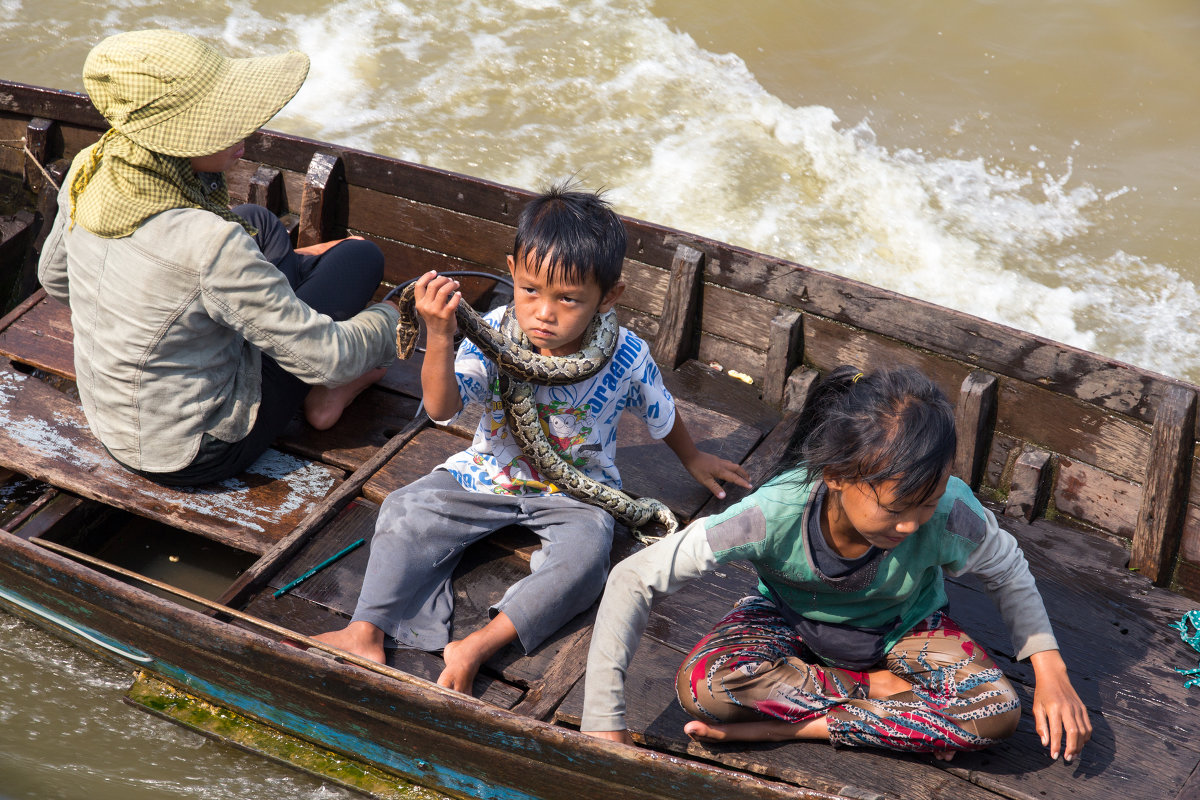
[38,182,398,473]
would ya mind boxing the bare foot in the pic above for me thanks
[436,613,519,695]
[437,638,484,694]
[305,366,388,431]
[683,716,829,743]
[933,749,957,762]
[309,620,386,664]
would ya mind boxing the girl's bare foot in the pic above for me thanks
[933,749,957,762]
[305,366,388,430]
[683,716,829,743]
[310,620,386,664]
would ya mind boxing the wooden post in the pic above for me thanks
[23,117,57,192]
[761,310,803,409]
[953,371,998,490]
[649,244,705,370]
[247,165,285,215]
[1004,447,1052,522]
[296,152,345,249]
[1131,384,1196,584]
[783,366,820,414]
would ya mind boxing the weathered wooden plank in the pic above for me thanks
[1003,448,1052,522]
[277,387,422,472]
[0,291,75,378]
[1131,385,1197,584]
[1052,458,1141,540]
[949,511,1200,756]
[0,362,343,554]
[650,244,705,370]
[762,310,804,409]
[954,372,998,490]
[247,164,285,215]
[297,152,344,248]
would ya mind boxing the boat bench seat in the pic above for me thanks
[0,291,345,555]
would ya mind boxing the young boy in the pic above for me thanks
[314,184,750,693]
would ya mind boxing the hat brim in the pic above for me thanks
[125,49,310,158]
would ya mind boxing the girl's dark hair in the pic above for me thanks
[512,180,626,295]
[770,365,957,506]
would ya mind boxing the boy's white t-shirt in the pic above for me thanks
[437,307,676,496]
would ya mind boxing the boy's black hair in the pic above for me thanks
[512,180,626,295]
[769,365,957,506]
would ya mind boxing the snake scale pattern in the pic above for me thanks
[395,282,679,541]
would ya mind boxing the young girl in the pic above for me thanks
[582,366,1091,762]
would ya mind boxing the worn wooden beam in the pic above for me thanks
[1004,447,1053,522]
[761,310,803,409]
[247,165,285,215]
[783,366,820,414]
[296,152,344,248]
[953,371,998,490]
[649,244,704,370]
[22,117,57,192]
[1131,384,1197,584]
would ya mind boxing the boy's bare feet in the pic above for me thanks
[310,620,386,664]
[436,612,519,695]
[304,366,388,431]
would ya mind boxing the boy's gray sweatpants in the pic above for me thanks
[352,469,615,653]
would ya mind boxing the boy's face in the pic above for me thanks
[507,251,624,357]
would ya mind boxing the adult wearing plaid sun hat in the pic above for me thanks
[38,30,400,485]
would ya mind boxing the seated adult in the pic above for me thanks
[38,29,399,486]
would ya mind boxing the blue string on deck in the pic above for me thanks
[1170,610,1200,688]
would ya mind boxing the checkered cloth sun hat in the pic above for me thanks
[83,29,309,158]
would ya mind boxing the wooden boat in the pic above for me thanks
[1,78,1198,800]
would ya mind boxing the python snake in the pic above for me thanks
[394,282,678,541]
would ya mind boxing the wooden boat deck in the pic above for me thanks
[3,82,1200,799]
[5,292,1195,800]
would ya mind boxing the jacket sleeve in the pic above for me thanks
[945,507,1059,661]
[581,519,718,731]
[199,223,398,386]
[36,190,72,304]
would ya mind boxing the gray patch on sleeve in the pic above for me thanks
[706,506,768,555]
[947,499,986,544]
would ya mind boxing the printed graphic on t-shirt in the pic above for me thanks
[438,309,675,497]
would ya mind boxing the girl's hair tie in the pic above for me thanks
[851,372,864,383]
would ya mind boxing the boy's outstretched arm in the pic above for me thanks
[661,415,751,499]
[414,270,465,421]
[1029,649,1092,762]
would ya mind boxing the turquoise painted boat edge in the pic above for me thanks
[0,583,153,663]
[0,581,540,800]
[151,663,539,800]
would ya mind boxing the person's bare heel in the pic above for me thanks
[310,620,386,664]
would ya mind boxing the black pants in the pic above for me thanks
[136,205,384,486]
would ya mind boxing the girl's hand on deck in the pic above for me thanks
[582,729,635,746]
[1029,649,1092,762]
